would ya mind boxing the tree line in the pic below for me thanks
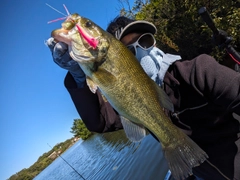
[120,0,240,65]
[8,119,92,180]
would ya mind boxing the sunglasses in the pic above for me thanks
[127,33,156,55]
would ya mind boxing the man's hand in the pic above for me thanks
[45,37,86,88]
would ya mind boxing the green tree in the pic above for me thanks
[70,119,93,140]
[121,0,240,61]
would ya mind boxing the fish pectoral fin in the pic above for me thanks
[155,83,174,112]
[120,116,146,142]
[94,67,117,84]
[101,94,108,102]
[86,77,98,94]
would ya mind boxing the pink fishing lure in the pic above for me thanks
[47,4,98,49]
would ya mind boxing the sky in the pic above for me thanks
[0,0,135,179]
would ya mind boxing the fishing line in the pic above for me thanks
[47,143,86,180]
[63,4,70,16]
[46,4,71,24]
[46,3,67,17]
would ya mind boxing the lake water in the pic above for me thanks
[34,130,170,180]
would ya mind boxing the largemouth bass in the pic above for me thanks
[51,13,208,179]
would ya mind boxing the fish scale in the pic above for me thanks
[51,13,208,180]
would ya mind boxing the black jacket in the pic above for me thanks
[65,54,240,180]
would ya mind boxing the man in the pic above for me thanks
[46,16,240,179]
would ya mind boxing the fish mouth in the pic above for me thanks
[52,26,95,62]
[51,14,107,63]
[69,47,92,61]
[51,26,77,45]
[78,56,91,60]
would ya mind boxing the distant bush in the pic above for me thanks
[70,119,94,140]
[8,119,93,180]
[8,138,75,180]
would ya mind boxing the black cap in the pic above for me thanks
[115,20,157,40]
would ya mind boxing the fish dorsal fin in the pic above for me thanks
[120,116,146,142]
[154,83,174,112]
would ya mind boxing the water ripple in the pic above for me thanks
[35,130,169,180]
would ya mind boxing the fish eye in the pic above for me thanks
[86,21,92,27]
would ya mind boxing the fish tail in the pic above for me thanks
[164,136,208,180]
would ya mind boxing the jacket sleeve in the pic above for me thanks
[175,54,240,115]
[64,72,123,133]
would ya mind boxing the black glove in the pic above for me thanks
[46,37,86,88]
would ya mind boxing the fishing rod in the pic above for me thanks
[198,7,240,70]
[47,143,86,180]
